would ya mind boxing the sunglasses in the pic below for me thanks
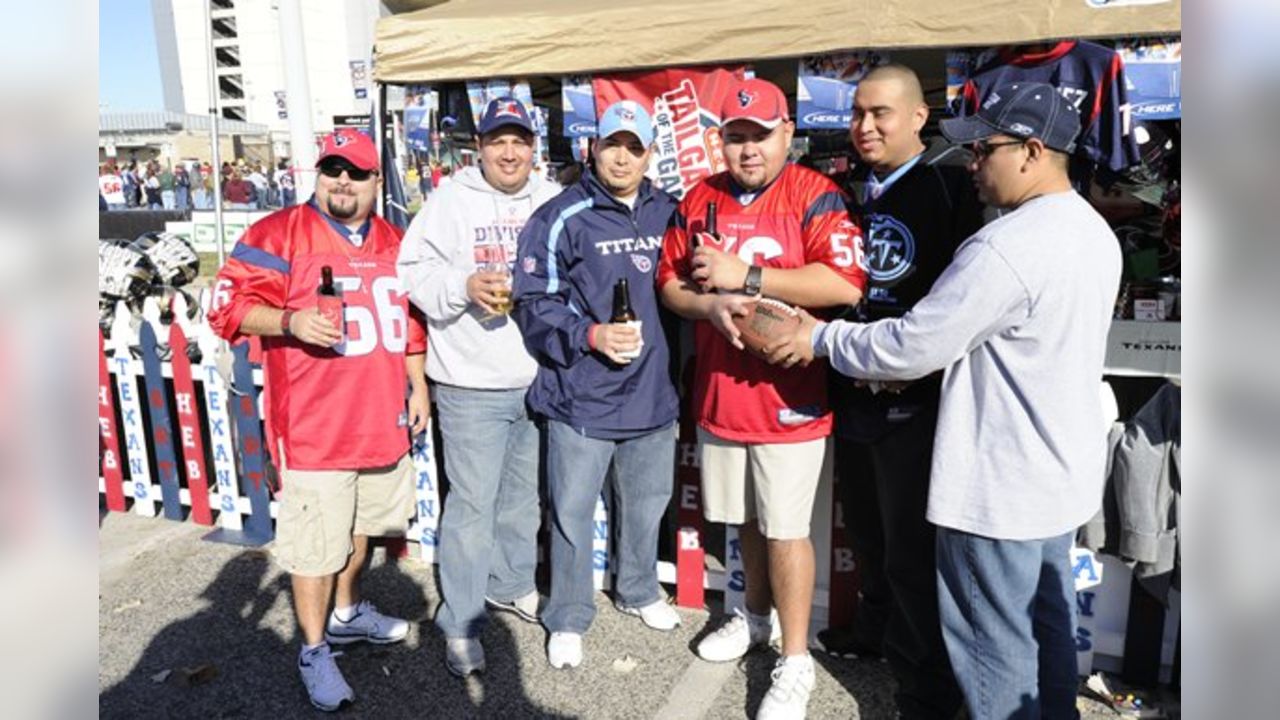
[970,139,1026,160]
[318,160,376,182]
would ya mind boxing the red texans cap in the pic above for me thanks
[720,78,790,129]
[316,128,379,172]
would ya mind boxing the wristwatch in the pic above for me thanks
[280,309,295,337]
[743,265,763,296]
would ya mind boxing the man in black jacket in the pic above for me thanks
[820,63,984,720]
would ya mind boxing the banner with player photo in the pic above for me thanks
[403,85,436,154]
[562,75,597,138]
[796,51,890,129]
[593,65,745,199]
[1116,37,1181,120]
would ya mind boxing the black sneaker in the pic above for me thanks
[814,625,883,660]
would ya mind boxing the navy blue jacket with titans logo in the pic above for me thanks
[513,171,679,436]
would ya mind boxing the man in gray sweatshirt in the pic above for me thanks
[397,97,562,678]
[761,82,1121,720]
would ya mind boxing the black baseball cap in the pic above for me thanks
[940,81,1082,153]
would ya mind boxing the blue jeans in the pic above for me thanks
[936,527,1079,720]
[433,384,540,639]
[542,420,675,634]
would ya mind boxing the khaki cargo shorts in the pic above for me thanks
[697,428,832,540]
[272,453,416,577]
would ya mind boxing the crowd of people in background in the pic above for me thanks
[98,157,297,212]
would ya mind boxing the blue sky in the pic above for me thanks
[99,0,165,112]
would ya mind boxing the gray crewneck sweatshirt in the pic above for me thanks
[815,191,1121,539]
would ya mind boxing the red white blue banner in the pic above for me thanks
[594,65,745,199]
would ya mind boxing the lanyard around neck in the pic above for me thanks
[866,152,923,202]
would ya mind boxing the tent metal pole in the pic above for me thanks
[203,0,226,268]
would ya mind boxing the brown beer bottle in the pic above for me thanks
[695,201,717,252]
[611,278,636,323]
[318,266,338,297]
[317,265,344,337]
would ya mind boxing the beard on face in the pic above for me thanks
[325,192,358,220]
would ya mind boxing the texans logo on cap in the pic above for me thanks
[618,107,635,122]
[738,89,757,108]
[333,132,351,147]
[495,100,523,118]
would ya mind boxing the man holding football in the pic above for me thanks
[761,82,1120,720]
[657,78,867,720]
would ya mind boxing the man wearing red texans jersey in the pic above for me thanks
[209,129,428,713]
[658,78,866,720]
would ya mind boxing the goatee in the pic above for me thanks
[327,197,357,220]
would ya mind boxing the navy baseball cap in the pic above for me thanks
[940,81,1082,153]
[476,96,535,136]
[597,100,655,146]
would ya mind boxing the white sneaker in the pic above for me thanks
[444,637,486,677]
[618,598,681,631]
[547,632,583,669]
[298,644,354,712]
[696,608,778,662]
[756,654,816,720]
[485,590,542,624]
[325,600,409,645]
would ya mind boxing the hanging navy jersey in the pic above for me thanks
[962,41,1140,173]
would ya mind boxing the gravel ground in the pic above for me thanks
[101,511,1142,719]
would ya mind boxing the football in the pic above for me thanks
[732,297,802,355]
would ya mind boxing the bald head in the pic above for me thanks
[860,63,925,107]
[850,64,929,172]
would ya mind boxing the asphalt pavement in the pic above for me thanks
[100,512,1123,719]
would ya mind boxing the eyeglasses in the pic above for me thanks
[318,161,376,182]
[970,140,1026,160]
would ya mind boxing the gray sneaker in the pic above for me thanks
[324,600,409,645]
[485,590,542,624]
[298,644,354,712]
[445,637,486,677]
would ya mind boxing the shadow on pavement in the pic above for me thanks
[100,547,566,719]
[812,650,899,720]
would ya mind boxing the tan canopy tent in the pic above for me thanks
[375,0,1181,84]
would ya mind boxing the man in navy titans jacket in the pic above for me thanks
[513,101,681,670]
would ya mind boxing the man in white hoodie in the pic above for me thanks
[397,97,562,678]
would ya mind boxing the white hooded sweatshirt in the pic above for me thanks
[397,165,562,389]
